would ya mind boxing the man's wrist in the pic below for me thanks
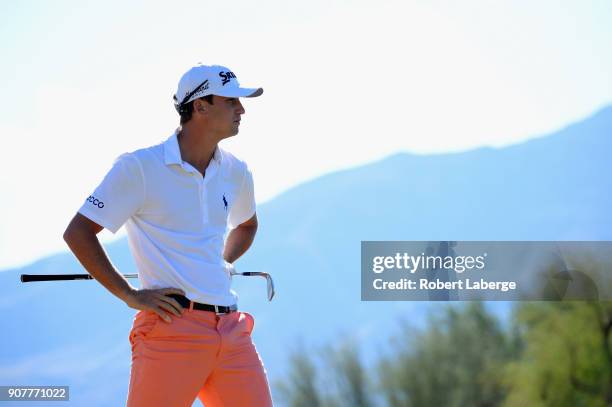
[117,284,137,303]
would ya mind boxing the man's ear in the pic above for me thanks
[194,99,207,113]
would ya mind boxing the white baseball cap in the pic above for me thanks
[173,63,263,113]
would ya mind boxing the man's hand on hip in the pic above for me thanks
[124,287,186,323]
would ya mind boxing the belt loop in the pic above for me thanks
[189,301,194,313]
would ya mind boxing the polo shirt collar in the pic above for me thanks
[163,130,223,169]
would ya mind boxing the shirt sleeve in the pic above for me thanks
[228,165,256,229]
[78,153,145,233]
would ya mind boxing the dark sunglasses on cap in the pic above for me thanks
[173,79,210,114]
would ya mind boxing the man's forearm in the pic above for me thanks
[64,227,135,302]
[223,224,257,264]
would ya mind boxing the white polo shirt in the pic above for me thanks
[78,131,256,306]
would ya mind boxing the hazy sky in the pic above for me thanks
[1,0,611,269]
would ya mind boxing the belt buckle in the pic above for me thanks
[214,305,223,315]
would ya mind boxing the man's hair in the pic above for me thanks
[179,95,215,125]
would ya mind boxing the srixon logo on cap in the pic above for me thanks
[219,71,236,86]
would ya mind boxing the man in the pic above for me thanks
[63,63,273,406]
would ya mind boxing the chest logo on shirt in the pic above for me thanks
[223,194,228,211]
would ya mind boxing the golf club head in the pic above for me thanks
[229,269,275,302]
[263,273,275,302]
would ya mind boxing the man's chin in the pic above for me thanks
[222,131,239,140]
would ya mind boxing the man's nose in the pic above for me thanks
[236,100,245,115]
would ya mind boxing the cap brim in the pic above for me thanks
[216,87,263,98]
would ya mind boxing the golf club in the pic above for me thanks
[20,269,276,301]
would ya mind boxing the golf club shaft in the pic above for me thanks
[21,272,274,301]
[20,273,138,283]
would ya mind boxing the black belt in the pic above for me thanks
[167,294,237,314]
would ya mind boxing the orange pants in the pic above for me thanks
[126,307,273,407]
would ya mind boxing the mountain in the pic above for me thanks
[1,105,611,406]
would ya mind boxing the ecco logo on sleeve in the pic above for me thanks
[219,71,236,86]
[87,195,105,208]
